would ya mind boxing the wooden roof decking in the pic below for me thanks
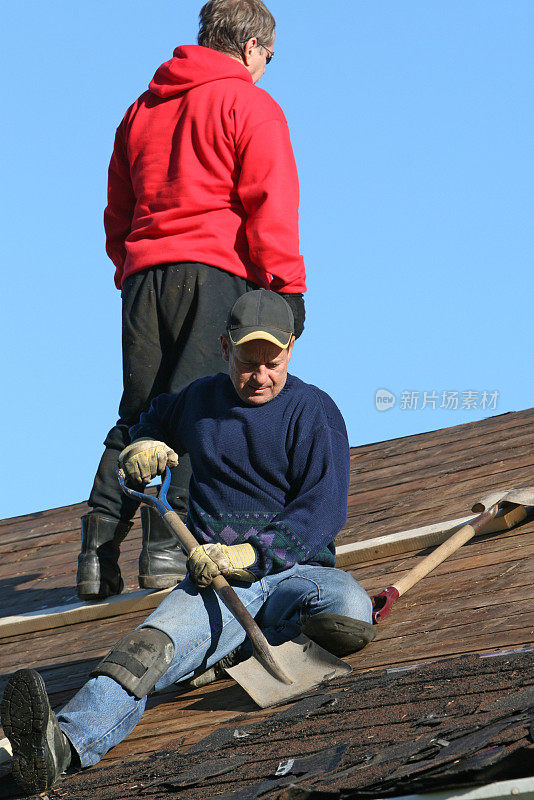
[1,408,534,787]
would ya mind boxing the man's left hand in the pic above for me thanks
[187,543,257,587]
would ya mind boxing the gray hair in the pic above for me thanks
[198,0,275,58]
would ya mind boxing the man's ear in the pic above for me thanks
[242,37,258,66]
[286,335,295,362]
[220,334,230,362]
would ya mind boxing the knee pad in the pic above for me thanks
[302,613,376,657]
[91,627,174,699]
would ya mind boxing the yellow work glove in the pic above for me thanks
[118,438,179,485]
[187,543,257,587]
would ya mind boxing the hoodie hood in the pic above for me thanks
[149,44,252,98]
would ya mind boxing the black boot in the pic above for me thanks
[302,613,376,657]
[138,506,187,589]
[76,513,133,601]
[1,669,72,794]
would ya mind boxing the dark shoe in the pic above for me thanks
[138,506,187,589]
[76,513,132,601]
[302,613,376,657]
[186,647,243,688]
[1,669,72,794]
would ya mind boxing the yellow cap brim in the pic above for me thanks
[229,330,292,348]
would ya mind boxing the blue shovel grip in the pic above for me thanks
[117,466,173,516]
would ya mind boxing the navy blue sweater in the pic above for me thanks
[130,373,350,579]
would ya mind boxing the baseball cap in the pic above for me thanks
[227,289,294,348]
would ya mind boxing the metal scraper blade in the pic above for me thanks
[224,634,352,708]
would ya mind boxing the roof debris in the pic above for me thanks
[1,651,527,800]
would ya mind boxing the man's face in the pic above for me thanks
[221,334,294,405]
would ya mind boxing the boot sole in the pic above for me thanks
[1,670,58,793]
[77,578,124,601]
[138,573,185,589]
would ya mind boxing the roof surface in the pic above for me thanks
[1,408,533,798]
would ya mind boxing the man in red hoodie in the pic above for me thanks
[77,0,306,601]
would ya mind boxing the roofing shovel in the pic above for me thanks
[371,487,534,623]
[119,467,351,708]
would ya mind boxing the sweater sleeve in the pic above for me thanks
[236,117,306,293]
[245,421,350,577]
[104,120,136,290]
[128,392,187,455]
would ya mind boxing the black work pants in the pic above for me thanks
[88,262,255,521]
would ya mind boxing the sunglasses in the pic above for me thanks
[241,40,274,65]
[259,43,274,64]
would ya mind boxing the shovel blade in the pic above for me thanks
[224,634,352,708]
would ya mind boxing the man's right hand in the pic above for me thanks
[278,293,305,338]
[118,439,179,485]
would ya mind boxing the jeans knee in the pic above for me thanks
[319,570,373,624]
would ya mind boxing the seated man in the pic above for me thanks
[1,290,374,794]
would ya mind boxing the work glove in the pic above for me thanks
[118,438,179,485]
[278,292,305,338]
[187,542,257,587]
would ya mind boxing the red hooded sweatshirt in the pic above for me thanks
[105,45,306,292]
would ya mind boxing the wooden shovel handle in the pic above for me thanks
[162,509,201,554]
[163,511,261,628]
[161,510,293,684]
[392,503,499,597]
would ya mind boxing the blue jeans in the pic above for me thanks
[58,565,372,767]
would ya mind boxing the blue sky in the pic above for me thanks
[2,1,533,519]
